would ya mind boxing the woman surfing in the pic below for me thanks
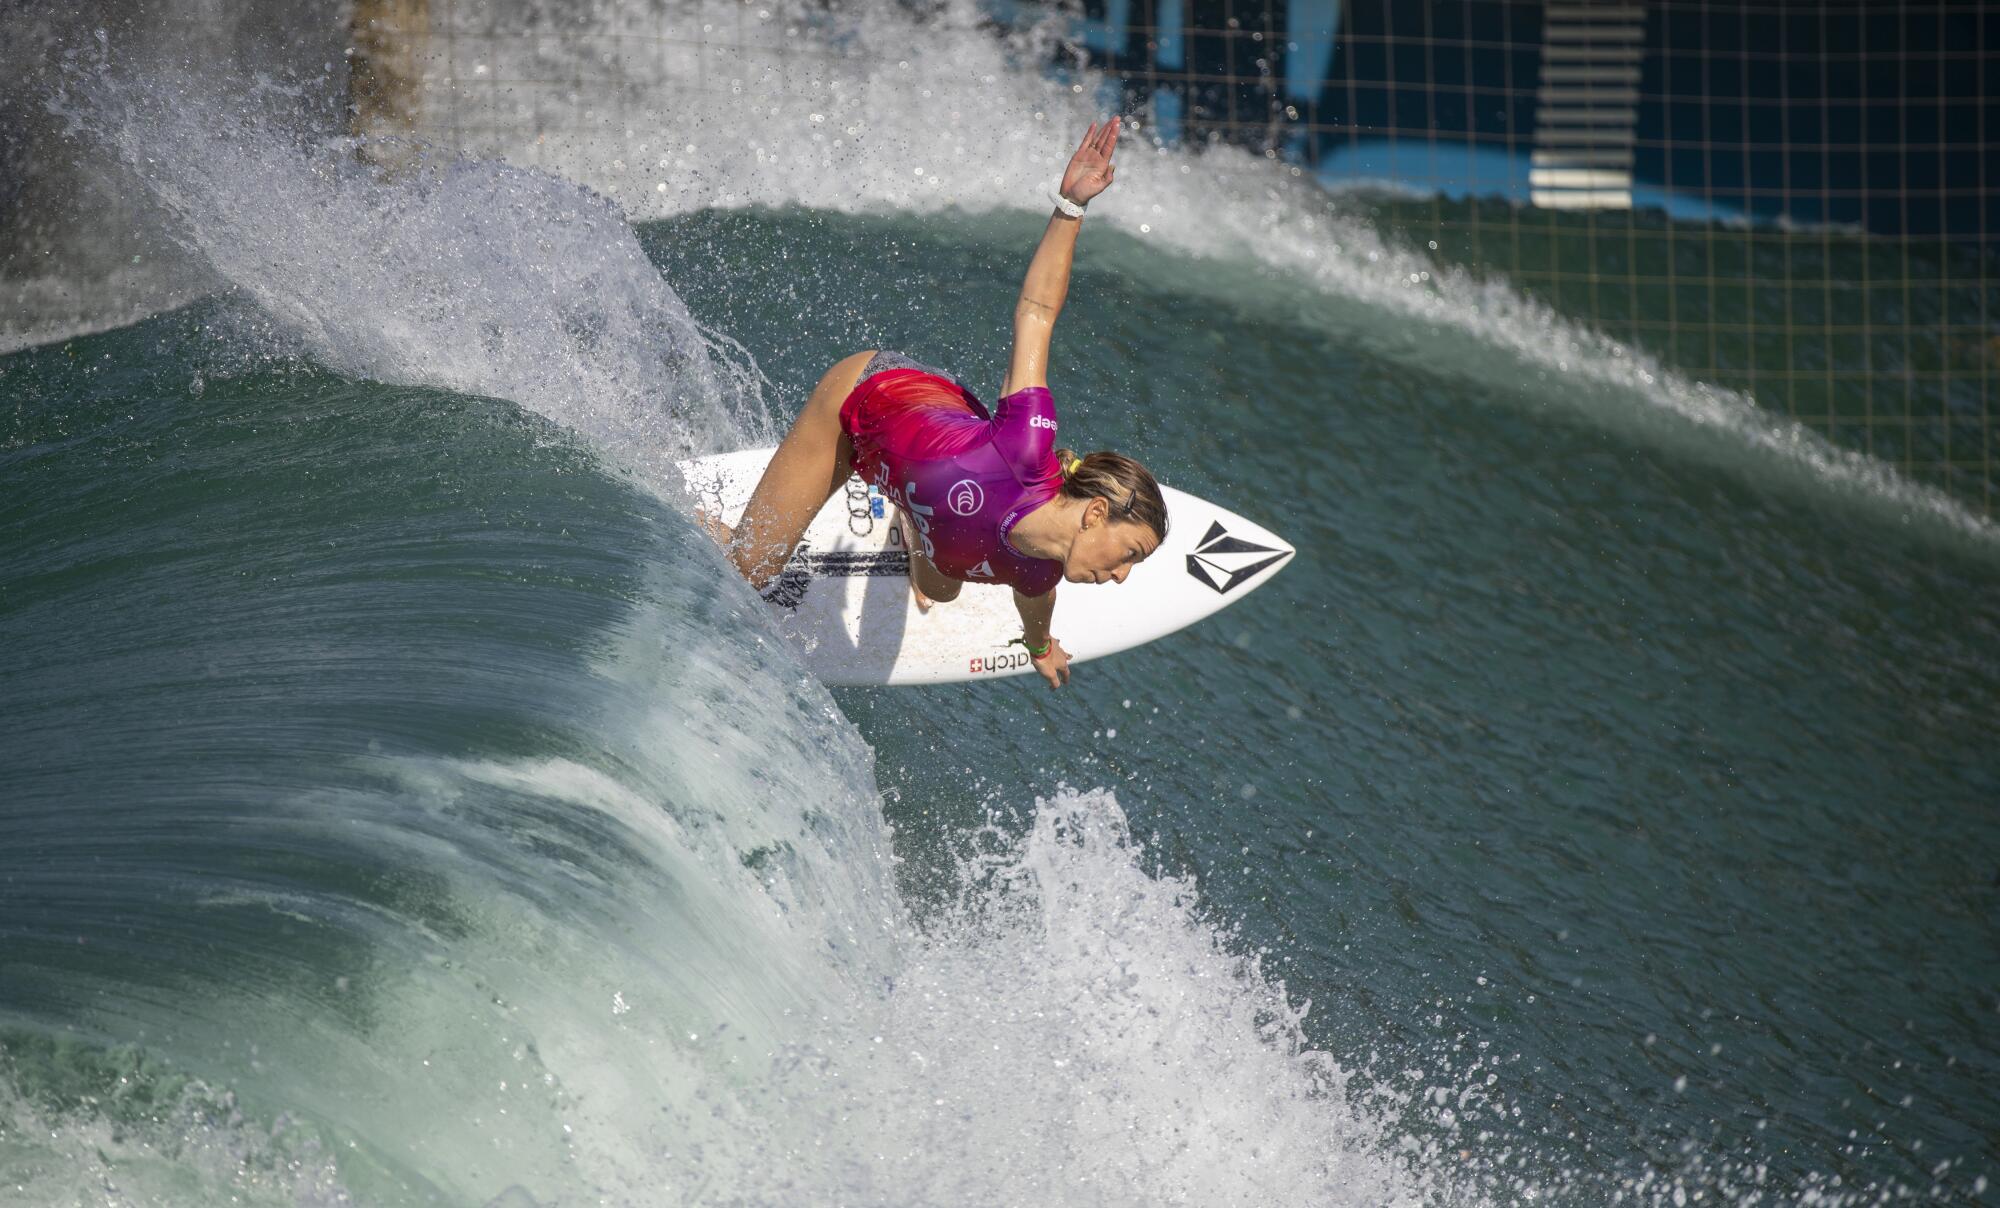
[706,117,1168,690]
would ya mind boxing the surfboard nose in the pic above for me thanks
[1177,508,1295,599]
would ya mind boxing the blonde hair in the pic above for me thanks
[1055,449,1169,540]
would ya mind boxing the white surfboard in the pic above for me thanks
[680,448,1296,686]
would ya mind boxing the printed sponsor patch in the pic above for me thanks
[969,650,1033,675]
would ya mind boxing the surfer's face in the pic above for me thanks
[1067,506,1161,585]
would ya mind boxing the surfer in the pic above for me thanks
[706,118,1167,689]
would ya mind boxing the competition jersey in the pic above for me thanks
[839,367,1066,595]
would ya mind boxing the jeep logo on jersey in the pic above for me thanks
[948,479,984,516]
[1030,415,1057,430]
[1186,521,1288,594]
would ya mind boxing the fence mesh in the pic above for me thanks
[362,0,1996,516]
[1068,0,1998,513]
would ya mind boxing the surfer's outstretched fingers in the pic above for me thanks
[695,509,732,550]
[1034,640,1071,689]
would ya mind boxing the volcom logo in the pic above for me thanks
[1030,415,1057,430]
[1186,521,1288,594]
[948,479,984,516]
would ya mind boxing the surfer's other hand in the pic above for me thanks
[1059,118,1119,206]
[1033,639,1071,689]
[695,509,731,549]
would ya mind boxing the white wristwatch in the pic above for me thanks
[1050,189,1087,219]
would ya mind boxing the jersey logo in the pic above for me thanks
[967,559,995,579]
[1030,415,1057,430]
[903,482,937,560]
[947,478,985,516]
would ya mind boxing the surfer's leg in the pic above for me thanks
[721,350,875,589]
[895,506,962,611]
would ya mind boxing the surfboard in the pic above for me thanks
[679,447,1296,686]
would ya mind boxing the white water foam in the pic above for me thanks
[278,768,1446,1206]
[0,1074,353,1208]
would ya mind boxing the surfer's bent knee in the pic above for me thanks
[812,351,877,418]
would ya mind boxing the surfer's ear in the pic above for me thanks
[1080,496,1108,528]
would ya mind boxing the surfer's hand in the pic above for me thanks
[1059,118,1120,206]
[1033,639,1071,689]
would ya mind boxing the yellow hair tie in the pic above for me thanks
[1061,452,1083,477]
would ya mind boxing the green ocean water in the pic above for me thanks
[3,97,1999,1207]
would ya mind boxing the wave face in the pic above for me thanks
[0,318,1407,1208]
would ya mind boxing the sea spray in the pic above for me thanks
[36,2,1997,541]
[51,53,769,492]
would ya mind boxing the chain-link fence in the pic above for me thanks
[1067,0,1995,512]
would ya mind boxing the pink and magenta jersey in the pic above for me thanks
[839,356,1065,596]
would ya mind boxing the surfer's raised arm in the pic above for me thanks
[707,119,1167,693]
[1005,118,1120,395]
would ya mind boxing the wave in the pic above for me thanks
[7,53,1450,1208]
[3,12,1984,1205]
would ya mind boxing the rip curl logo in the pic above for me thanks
[1186,521,1289,594]
[1030,415,1057,430]
[948,479,984,516]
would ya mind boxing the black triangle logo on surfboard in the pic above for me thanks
[1186,521,1287,595]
